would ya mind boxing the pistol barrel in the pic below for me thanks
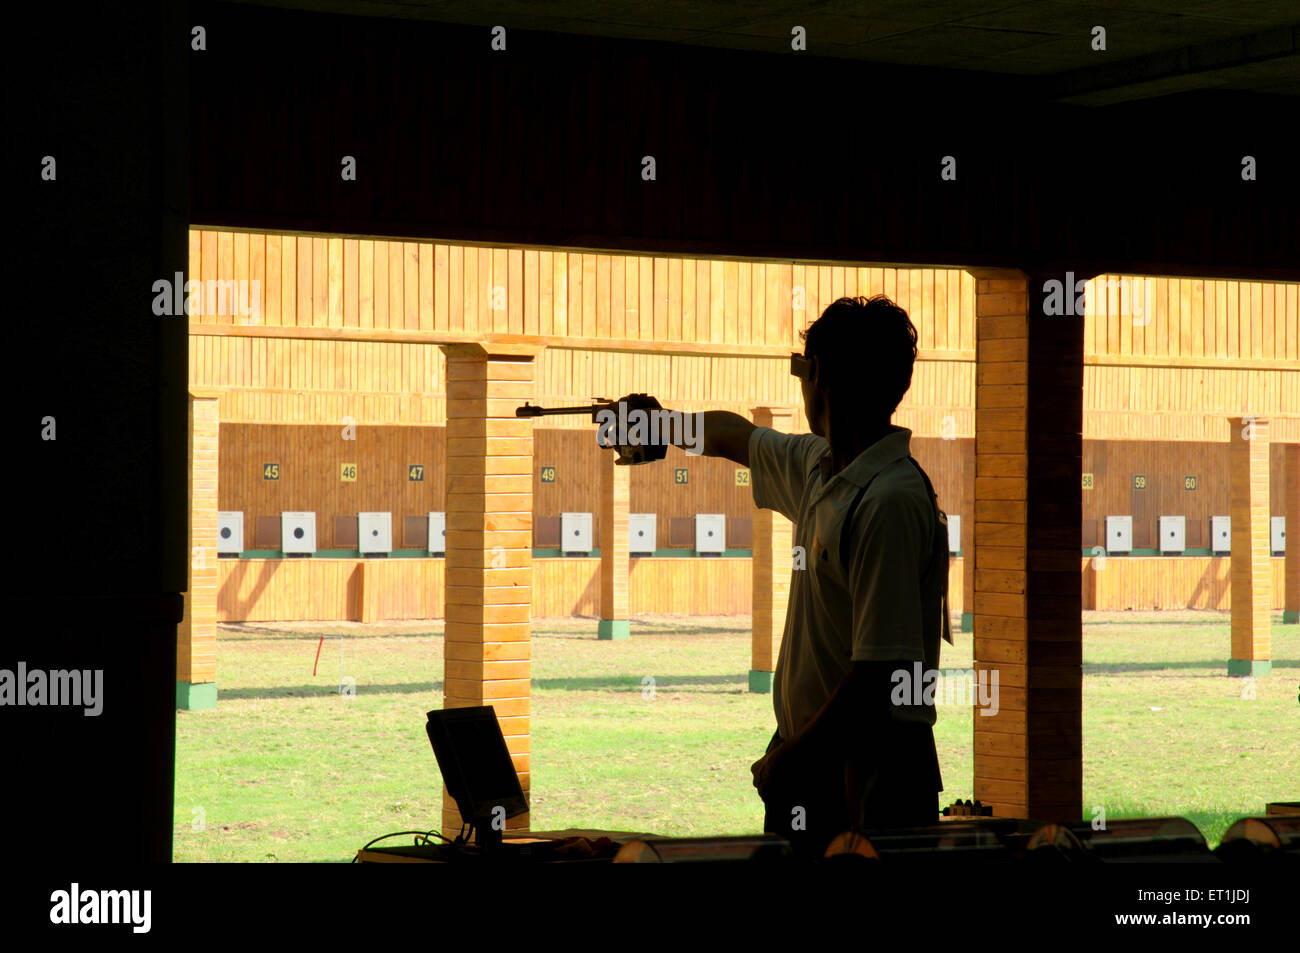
[515,400,610,418]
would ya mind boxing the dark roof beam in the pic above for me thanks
[1048,24,1299,106]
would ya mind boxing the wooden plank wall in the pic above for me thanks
[1084,363,1298,441]
[531,558,759,618]
[185,232,978,441]
[362,561,444,621]
[215,556,967,622]
[218,559,363,621]
[1083,557,1292,611]
[189,232,1298,623]
[186,230,976,352]
[191,331,976,445]
[217,424,967,554]
[221,424,447,543]
[1083,275,1298,441]
[1084,441,1294,536]
[217,424,834,546]
[217,426,1298,558]
[186,235,1296,361]
[186,233,1296,443]
[1085,275,1296,363]
[213,554,1294,622]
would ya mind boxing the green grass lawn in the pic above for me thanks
[173,611,1298,862]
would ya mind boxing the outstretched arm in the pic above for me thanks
[671,410,755,467]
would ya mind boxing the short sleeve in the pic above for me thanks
[848,486,929,662]
[747,426,826,522]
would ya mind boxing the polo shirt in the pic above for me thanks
[747,424,942,740]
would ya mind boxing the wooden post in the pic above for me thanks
[1227,416,1272,675]
[970,268,1083,822]
[352,564,366,622]
[749,406,794,692]
[178,389,220,710]
[598,448,631,639]
[1284,444,1299,625]
[440,341,541,837]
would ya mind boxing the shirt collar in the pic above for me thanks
[813,426,912,503]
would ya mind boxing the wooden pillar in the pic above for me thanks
[1284,444,1300,625]
[749,406,794,692]
[1227,416,1272,675]
[178,389,220,710]
[440,341,541,837]
[598,448,631,639]
[970,268,1083,822]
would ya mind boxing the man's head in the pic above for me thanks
[796,295,917,438]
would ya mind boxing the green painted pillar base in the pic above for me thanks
[177,681,217,710]
[961,613,973,633]
[1227,659,1272,677]
[748,670,774,693]
[1283,610,1300,624]
[597,619,630,640]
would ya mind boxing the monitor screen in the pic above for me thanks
[425,706,528,825]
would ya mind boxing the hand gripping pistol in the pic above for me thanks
[515,393,669,466]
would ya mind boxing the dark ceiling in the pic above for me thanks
[224,0,1298,104]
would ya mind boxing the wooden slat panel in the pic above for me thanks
[461,245,476,335]
[419,242,434,332]
[192,233,1296,374]
[217,230,234,324]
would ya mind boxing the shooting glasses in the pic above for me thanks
[790,352,815,381]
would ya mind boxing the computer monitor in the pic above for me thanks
[425,706,529,848]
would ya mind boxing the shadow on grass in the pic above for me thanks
[534,674,745,690]
[1084,659,1300,674]
[221,623,753,641]
[221,626,444,642]
[1083,621,1228,628]
[1083,617,1293,628]
[213,659,1298,700]
[215,672,751,700]
[533,626,751,639]
[216,682,444,699]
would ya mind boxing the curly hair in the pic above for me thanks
[798,294,918,415]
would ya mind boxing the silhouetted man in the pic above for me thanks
[649,294,951,860]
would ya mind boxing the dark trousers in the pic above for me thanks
[761,725,941,862]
